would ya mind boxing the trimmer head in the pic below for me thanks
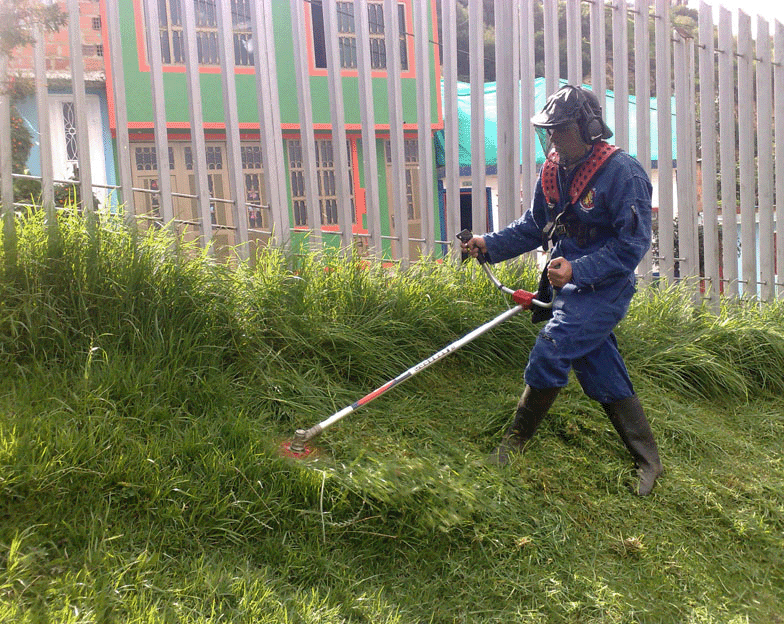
[278,429,317,459]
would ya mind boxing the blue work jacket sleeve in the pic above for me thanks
[481,180,548,263]
[569,168,652,289]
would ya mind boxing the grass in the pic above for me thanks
[0,211,782,623]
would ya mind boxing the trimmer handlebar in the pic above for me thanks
[456,229,553,311]
[456,228,489,264]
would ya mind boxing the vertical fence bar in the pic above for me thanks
[756,17,774,302]
[520,0,537,215]
[469,0,487,232]
[252,0,290,249]
[635,0,652,282]
[688,38,700,288]
[674,33,698,286]
[142,0,173,223]
[654,0,674,282]
[544,0,559,96]
[322,0,353,252]
[495,0,520,230]
[737,11,755,297]
[718,7,738,297]
[289,0,322,249]
[442,0,461,258]
[612,0,629,150]
[216,0,249,259]
[384,0,409,264]
[67,0,94,211]
[354,0,382,256]
[566,0,581,86]
[181,0,213,249]
[0,55,13,243]
[33,24,55,216]
[698,1,719,306]
[105,0,134,222]
[414,0,434,256]
[776,20,784,299]
[590,0,607,111]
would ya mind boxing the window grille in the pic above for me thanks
[62,102,78,161]
[157,0,254,66]
[311,0,407,71]
[288,138,355,227]
[385,139,419,220]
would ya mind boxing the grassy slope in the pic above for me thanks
[0,214,782,623]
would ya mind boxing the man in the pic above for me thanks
[461,85,662,496]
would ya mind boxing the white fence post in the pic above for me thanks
[496,0,521,231]
[655,0,674,283]
[469,0,487,233]
[738,11,756,298]
[756,17,774,302]
[442,0,461,258]
[776,21,784,299]
[635,0,653,283]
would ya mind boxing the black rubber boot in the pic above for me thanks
[602,394,663,496]
[487,385,561,466]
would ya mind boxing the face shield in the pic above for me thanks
[535,122,589,169]
[535,126,556,163]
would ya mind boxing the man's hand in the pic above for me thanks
[547,258,572,288]
[460,235,487,259]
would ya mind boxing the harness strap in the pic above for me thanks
[541,141,621,207]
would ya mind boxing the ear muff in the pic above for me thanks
[576,94,605,144]
[583,114,605,143]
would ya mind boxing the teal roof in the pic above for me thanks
[440,78,678,170]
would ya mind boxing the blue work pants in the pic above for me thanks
[524,276,636,404]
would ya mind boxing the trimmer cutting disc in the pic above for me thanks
[278,438,317,459]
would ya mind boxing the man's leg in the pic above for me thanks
[487,385,561,465]
[574,336,663,496]
[602,394,663,496]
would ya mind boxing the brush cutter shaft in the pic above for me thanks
[295,304,526,444]
[286,235,553,453]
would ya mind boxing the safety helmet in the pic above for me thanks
[531,85,613,145]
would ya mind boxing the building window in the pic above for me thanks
[134,145,175,171]
[241,143,268,231]
[385,138,420,220]
[287,140,307,227]
[311,0,407,71]
[157,0,254,66]
[133,144,176,217]
[92,16,102,30]
[288,138,355,227]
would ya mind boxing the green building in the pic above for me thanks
[106,0,443,258]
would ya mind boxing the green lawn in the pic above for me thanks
[0,212,782,623]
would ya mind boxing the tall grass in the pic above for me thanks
[0,212,782,623]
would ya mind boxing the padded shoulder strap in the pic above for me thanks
[540,142,621,206]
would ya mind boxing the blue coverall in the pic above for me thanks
[482,147,652,404]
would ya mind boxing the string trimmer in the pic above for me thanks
[279,229,553,458]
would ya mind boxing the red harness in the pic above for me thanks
[541,141,620,207]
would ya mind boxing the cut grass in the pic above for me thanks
[0,212,782,622]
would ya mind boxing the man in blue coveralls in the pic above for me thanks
[461,85,663,496]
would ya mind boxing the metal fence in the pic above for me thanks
[1,0,783,304]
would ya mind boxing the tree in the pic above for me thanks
[0,0,66,61]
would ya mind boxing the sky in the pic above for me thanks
[688,0,784,35]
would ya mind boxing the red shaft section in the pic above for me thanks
[512,289,536,309]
